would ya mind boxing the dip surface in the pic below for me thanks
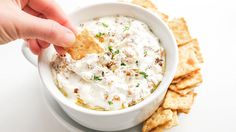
[51,16,165,111]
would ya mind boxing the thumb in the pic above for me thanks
[17,12,75,47]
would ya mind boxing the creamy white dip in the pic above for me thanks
[51,16,165,111]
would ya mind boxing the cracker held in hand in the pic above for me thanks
[162,91,196,114]
[168,18,192,46]
[65,29,104,60]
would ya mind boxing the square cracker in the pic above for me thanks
[188,39,204,63]
[155,11,169,22]
[162,110,179,129]
[151,110,179,132]
[132,0,168,21]
[178,108,191,114]
[170,70,202,90]
[168,18,192,45]
[65,29,104,60]
[132,0,157,10]
[151,127,164,132]
[174,43,200,79]
[142,107,173,132]
[162,90,196,114]
[170,87,195,96]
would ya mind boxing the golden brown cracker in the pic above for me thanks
[170,87,195,96]
[151,110,178,132]
[132,0,169,21]
[162,91,196,112]
[168,18,192,45]
[151,127,164,132]
[156,11,169,22]
[178,108,190,114]
[171,77,184,84]
[162,110,179,129]
[170,70,202,90]
[188,39,204,63]
[142,107,173,132]
[65,29,104,60]
[132,0,157,10]
[175,43,200,79]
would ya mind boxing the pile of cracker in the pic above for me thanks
[130,0,204,132]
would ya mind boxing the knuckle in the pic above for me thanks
[46,20,60,38]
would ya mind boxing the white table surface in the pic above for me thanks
[0,0,236,131]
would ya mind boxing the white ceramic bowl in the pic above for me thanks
[22,2,178,131]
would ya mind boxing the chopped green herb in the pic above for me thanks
[151,82,160,93]
[121,62,126,66]
[114,50,120,54]
[136,83,140,87]
[102,22,108,28]
[95,32,105,38]
[108,101,113,105]
[151,88,155,93]
[108,46,120,59]
[144,51,148,56]
[108,46,113,52]
[139,72,148,79]
[93,75,102,81]
[123,26,130,32]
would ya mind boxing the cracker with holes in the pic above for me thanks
[65,29,104,60]
[188,39,204,63]
[162,110,179,129]
[175,42,200,79]
[168,18,192,45]
[132,0,157,10]
[151,110,179,132]
[170,70,202,90]
[142,107,173,132]
[162,91,196,114]
[132,0,169,21]
[170,87,195,96]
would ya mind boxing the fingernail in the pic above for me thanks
[64,31,75,47]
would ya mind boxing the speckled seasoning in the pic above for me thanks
[51,15,165,111]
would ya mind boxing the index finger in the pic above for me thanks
[28,0,77,33]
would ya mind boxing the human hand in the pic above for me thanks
[0,0,77,54]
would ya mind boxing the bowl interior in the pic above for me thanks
[38,2,178,115]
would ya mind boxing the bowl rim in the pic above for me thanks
[38,2,178,116]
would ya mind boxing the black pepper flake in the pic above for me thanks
[155,58,163,63]
[135,60,138,65]
[74,88,79,93]
[79,23,84,27]
[155,58,163,67]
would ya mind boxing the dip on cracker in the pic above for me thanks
[50,15,165,111]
